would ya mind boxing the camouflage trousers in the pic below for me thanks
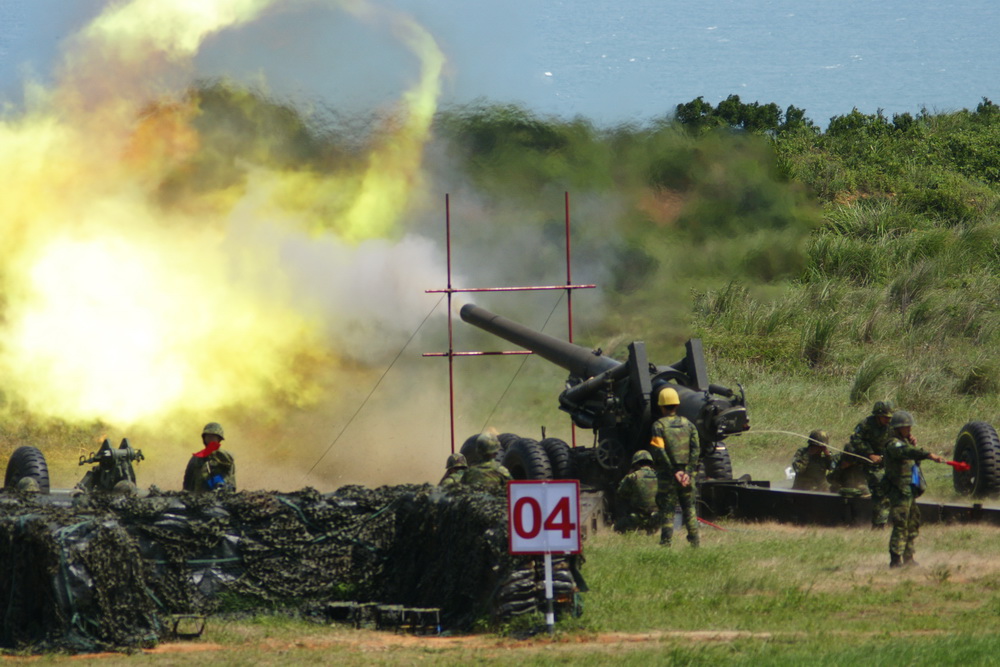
[614,511,661,535]
[656,481,699,547]
[865,467,889,527]
[888,494,921,558]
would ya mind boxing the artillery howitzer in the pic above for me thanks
[76,438,144,494]
[459,303,750,511]
[3,437,143,496]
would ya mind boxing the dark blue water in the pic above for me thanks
[2,0,998,129]
[524,0,1000,127]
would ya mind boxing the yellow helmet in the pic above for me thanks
[657,387,680,407]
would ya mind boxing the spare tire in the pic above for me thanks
[699,443,734,481]
[953,421,1000,497]
[540,438,574,480]
[4,446,51,494]
[502,438,553,480]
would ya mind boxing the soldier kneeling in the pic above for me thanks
[614,450,660,534]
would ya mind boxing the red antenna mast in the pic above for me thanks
[424,192,596,452]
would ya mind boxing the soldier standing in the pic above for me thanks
[461,433,512,494]
[439,453,469,486]
[614,450,661,534]
[882,411,945,568]
[182,422,236,493]
[848,401,897,527]
[649,387,700,548]
[791,430,834,491]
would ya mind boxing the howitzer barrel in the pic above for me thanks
[460,303,620,379]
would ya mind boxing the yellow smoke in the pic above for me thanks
[0,0,445,441]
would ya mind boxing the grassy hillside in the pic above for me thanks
[434,96,1000,492]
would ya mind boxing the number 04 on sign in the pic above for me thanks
[507,480,581,632]
[507,480,581,554]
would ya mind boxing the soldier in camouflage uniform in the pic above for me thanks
[827,401,894,521]
[461,433,512,494]
[850,401,897,526]
[182,422,236,494]
[614,450,661,534]
[882,411,945,568]
[439,453,468,486]
[649,387,700,547]
[791,430,834,491]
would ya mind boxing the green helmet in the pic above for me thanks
[476,433,500,459]
[889,410,915,430]
[808,430,830,446]
[15,477,40,493]
[202,422,225,440]
[112,480,138,496]
[446,453,468,469]
[872,400,894,417]
[631,450,654,466]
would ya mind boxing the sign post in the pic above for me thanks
[507,480,581,634]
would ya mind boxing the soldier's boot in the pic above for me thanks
[903,553,918,567]
[687,533,700,548]
[889,552,902,568]
[659,526,673,548]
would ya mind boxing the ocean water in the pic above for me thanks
[524,0,1000,127]
[1,0,998,130]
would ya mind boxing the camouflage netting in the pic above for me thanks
[0,484,582,652]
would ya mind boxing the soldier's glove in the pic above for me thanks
[207,474,227,490]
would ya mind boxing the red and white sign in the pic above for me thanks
[507,480,581,554]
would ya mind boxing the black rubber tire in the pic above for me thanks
[502,438,553,480]
[953,421,1000,497]
[700,443,734,481]
[540,438,574,480]
[4,446,51,494]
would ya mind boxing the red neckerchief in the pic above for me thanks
[193,441,222,458]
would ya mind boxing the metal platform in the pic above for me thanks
[699,479,1000,527]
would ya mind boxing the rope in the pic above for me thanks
[733,429,873,463]
[301,297,444,483]
[481,293,566,433]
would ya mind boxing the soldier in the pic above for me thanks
[614,450,660,534]
[461,432,512,494]
[182,422,236,494]
[849,400,896,527]
[882,410,945,568]
[439,453,469,486]
[791,430,834,491]
[15,477,40,494]
[649,387,700,548]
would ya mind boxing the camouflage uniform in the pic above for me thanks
[459,432,510,494]
[461,460,512,494]
[614,452,661,534]
[883,435,933,564]
[791,446,833,491]
[439,453,468,487]
[183,422,236,494]
[847,407,894,526]
[649,414,700,547]
[183,449,236,493]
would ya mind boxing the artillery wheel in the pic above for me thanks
[4,446,51,494]
[953,421,1000,497]
[540,438,574,479]
[496,433,520,459]
[595,439,625,472]
[502,438,553,480]
[699,444,734,481]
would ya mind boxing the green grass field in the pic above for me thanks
[22,521,998,665]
